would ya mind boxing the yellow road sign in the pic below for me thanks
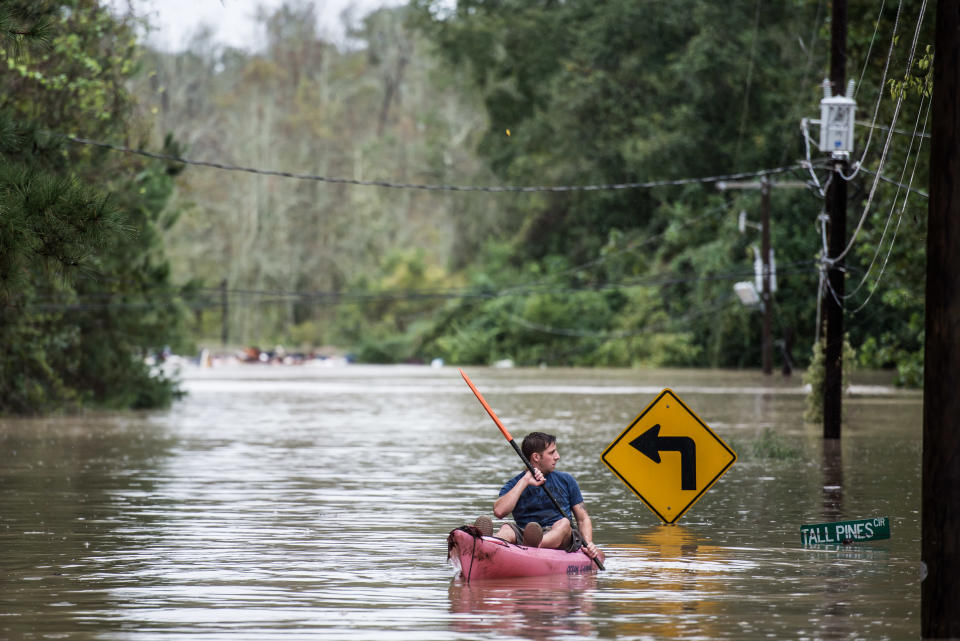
[602,389,736,524]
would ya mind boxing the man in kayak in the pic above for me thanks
[478,431,601,560]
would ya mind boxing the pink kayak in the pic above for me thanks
[447,526,604,581]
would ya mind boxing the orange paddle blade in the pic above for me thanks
[459,368,513,441]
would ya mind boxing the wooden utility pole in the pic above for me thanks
[717,179,806,374]
[220,278,229,347]
[823,0,847,440]
[760,178,773,375]
[922,2,960,636]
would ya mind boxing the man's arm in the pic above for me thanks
[572,502,600,559]
[493,469,544,519]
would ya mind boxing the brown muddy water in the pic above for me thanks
[0,365,922,640]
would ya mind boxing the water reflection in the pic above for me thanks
[816,438,854,641]
[603,526,729,639]
[448,573,597,640]
[821,438,844,521]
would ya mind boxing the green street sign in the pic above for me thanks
[801,516,891,545]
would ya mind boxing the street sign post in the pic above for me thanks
[602,389,736,524]
[801,517,891,546]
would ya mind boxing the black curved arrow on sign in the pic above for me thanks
[629,424,697,490]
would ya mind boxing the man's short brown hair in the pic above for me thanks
[522,432,556,460]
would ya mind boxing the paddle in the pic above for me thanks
[458,368,604,570]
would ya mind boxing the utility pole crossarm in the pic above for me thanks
[716,180,809,191]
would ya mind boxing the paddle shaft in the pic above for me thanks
[459,368,604,570]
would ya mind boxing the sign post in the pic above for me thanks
[602,389,736,524]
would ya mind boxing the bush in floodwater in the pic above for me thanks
[803,335,855,424]
[857,334,924,388]
[750,427,803,460]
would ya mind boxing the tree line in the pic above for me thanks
[1,1,187,414]
[0,0,932,414]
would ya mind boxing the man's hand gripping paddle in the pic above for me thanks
[459,368,604,570]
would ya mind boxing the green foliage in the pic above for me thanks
[317,248,461,362]
[887,45,933,99]
[355,333,419,364]
[751,427,804,460]
[403,0,828,367]
[803,336,856,424]
[119,0,932,372]
[858,327,924,388]
[0,3,53,58]
[133,4,499,350]
[406,0,932,372]
[0,1,188,415]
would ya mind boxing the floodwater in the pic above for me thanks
[0,365,923,640]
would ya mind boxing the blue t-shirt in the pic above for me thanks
[499,470,584,529]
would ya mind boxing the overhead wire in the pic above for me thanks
[854,0,886,99]
[780,0,826,169]
[838,0,902,182]
[56,130,820,342]
[826,0,928,267]
[856,119,930,140]
[858,166,927,198]
[23,261,816,313]
[37,128,830,345]
[21,199,816,347]
[819,80,930,312]
[43,204,728,307]
[40,3,930,350]
[503,295,736,339]
[800,122,830,197]
[810,0,911,334]
[845,91,930,301]
[847,96,931,314]
[734,0,763,167]
[59,133,804,194]
[495,202,733,296]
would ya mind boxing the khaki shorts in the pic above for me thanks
[505,521,583,552]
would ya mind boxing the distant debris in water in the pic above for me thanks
[430,358,444,368]
[493,359,514,369]
[231,345,350,366]
[146,346,352,369]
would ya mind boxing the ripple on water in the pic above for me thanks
[0,365,921,640]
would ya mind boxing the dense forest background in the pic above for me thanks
[1,0,934,413]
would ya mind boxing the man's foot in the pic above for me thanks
[522,522,543,547]
[474,516,494,537]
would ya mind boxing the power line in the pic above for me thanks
[805,0,925,347]
[734,0,763,167]
[841,0,903,183]
[856,119,931,139]
[854,0,887,99]
[21,262,816,312]
[779,0,826,168]
[859,166,929,198]
[847,96,931,313]
[830,0,929,265]
[503,294,736,339]
[495,203,733,296]
[58,132,805,194]
[219,262,814,302]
